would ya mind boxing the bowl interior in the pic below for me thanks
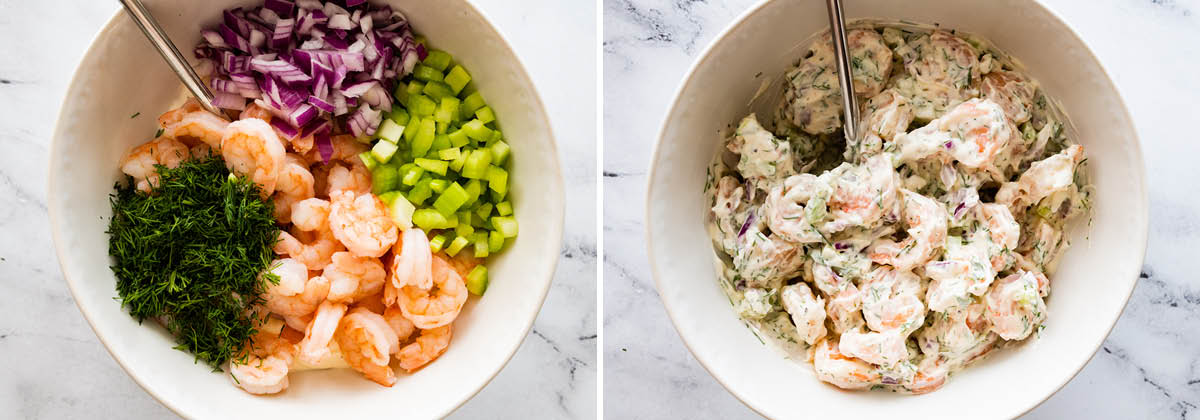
[647,0,1146,418]
[48,0,563,417]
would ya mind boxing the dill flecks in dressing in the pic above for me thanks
[703,21,1092,394]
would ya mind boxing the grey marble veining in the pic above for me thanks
[0,0,595,418]
[603,0,1200,419]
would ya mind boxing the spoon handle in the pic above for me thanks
[824,0,858,144]
[118,0,223,116]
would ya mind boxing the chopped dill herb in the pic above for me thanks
[130,112,141,119]
[107,156,279,370]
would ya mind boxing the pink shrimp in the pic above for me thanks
[397,325,452,373]
[397,255,468,329]
[328,190,398,258]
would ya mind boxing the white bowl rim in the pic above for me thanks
[643,0,1148,417]
[47,2,565,417]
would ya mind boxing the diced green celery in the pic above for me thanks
[413,64,444,82]
[401,166,425,186]
[488,129,502,146]
[455,223,474,239]
[423,49,453,71]
[445,236,470,257]
[415,158,448,176]
[462,119,493,142]
[491,216,518,238]
[459,81,478,97]
[465,265,488,296]
[412,119,436,157]
[441,212,459,229]
[471,211,488,228]
[429,234,448,253]
[436,97,461,123]
[475,203,493,219]
[387,194,416,230]
[394,82,410,104]
[490,187,507,202]
[448,129,470,148]
[376,119,404,144]
[371,165,401,194]
[359,151,378,170]
[423,81,454,100]
[449,151,469,173]
[389,108,410,125]
[490,141,511,164]
[495,201,513,216]
[438,147,462,161]
[462,149,493,179]
[378,191,401,205]
[429,179,448,193]
[486,166,508,195]
[406,80,426,97]
[431,134,451,152]
[407,179,434,206]
[473,232,489,258]
[436,121,449,135]
[432,182,469,216]
[464,179,484,206]
[412,208,448,231]
[457,211,473,227]
[371,140,399,164]
[475,106,496,125]
[488,230,504,253]
[403,115,422,142]
[444,65,471,94]
[410,95,437,117]
[461,92,486,115]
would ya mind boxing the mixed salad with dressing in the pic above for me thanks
[704,22,1091,393]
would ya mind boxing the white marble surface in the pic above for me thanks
[0,0,595,418]
[604,0,1200,418]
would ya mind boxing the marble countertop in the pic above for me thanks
[603,0,1200,419]
[0,0,595,418]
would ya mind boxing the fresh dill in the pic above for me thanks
[107,156,279,370]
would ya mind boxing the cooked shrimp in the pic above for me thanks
[222,118,286,196]
[263,258,308,297]
[120,137,191,192]
[275,228,342,271]
[780,282,827,345]
[895,99,1017,174]
[812,338,881,390]
[979,203,1020,271]
[334,308,398,386]
[239,103,275,123]
[859,266,925,333]
[397,254,468,329]
[166,110,230,149]
[853,89,914,159]
[328,190,398,258]
[190,142,214,159]
[732,228,806,289]
[229,329,296,395]
[839,328,909,368]
[783,29,892,135]
[996,144,1084,212]
[823,154,902,233]
[323,251,386,303]
[710,175,753,254]
[297,301,347,365]
[726,114,794,180]
[264,275,330,317]
[157,99,202,130]
[325,161,372,196]
[305,134,368,164]
[276,154,315,200]
[397,325,452,372]
[980,70,1037,124]
[764,174,828,244]
[869,190,948,272]
[903,30,979,91]
[383,306,416,351]
[985,271,1046,340]
[390,227,435,295]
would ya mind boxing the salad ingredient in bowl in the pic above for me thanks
[704,22,1090,394]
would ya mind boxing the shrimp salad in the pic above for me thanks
[112,0,516,395]
[703,23,1091,394]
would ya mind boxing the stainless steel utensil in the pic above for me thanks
[118,0,223,116]
[824,0,858,144]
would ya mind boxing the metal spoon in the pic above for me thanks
[824,0,858,144]
[118,0,223,116]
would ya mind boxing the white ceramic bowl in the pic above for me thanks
[48,1,563,417]
[646,1,1147,419]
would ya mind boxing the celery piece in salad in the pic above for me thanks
[475,106,496,125]
[423,81,455,101]
[449,150,469,173]
[436,97,461,124]
[403,115,422,142]
[489,187,507,202]
[371,165,401,195]
[371,140,399,164]
[465,265,488,296]
[376,119,404,144]
[445,65,471,95]
[462,149,493,179]
[462,119,493,142]
[445,235,470,257]
[413,64,444,83]
[407,178,434,206]
[495,201,513,216]
[438,147,462,161]
[378,191,401,205]
[463,179,484,207]
[491,216,518,238]
[429,234,448,253]
[455,222,474,239]
[410,95,437,117]
[412,119,436,157]
[433,182,470,216]
[473,232,489,258]
[475,203,493,219]
[401,166,425,186]
[415,158,448,176]
[448,129,471,148]
[412,208,448,231]
[429,179,448,194]
[431,134,452,153]
[423,49,453,72]
[389,108,410,126]
[359,152,379,171]
[486,166,508,195]
[490,141,511,165]
[461,92,486,116]
[387,194,416,230]
[487,129,503,146]
[488,230,505,253]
